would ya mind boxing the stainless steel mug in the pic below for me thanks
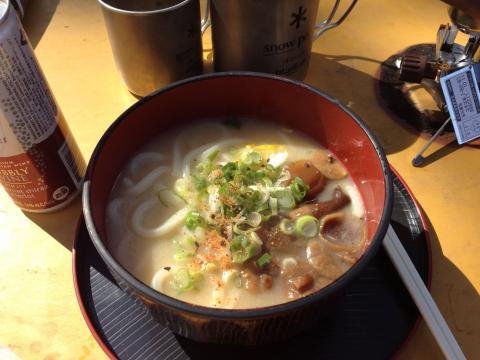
[98,0,208,96]
[210,0,357,80]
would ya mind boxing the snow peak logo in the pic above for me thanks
[290,6,307,29]
[263,6,308,55]
[263,33,308,55]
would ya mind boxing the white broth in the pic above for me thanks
[106,119,365,309]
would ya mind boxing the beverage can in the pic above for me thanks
[0,0,85,212]
[10,0,28,18]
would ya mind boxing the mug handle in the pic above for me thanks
[314,0,358,40]
[201,0,211,34]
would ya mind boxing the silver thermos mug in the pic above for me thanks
[210,0,357,80]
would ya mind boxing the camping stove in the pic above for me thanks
[379,6,480,138]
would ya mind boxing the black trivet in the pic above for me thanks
[73,171,430,360]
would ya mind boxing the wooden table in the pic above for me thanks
[0,0,478,359]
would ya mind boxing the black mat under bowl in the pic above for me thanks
[73,173,430,360]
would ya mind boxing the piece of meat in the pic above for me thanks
[257,222,293,252]
[288,187,350,220]
[308,254,343,280]
[290,274,314,293]
[310,150,347,180]
[288,160,326,199]
[306,240,343,280]
[259,274,273,290]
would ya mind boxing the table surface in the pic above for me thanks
[1,0,479,359]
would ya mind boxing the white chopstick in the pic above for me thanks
[383,225,466,360]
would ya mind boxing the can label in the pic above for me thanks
[0,3,84,211]
[0,27,57,157]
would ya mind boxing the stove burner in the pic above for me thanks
[377,43,480,146]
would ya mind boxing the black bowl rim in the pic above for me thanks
[83,71,394,319]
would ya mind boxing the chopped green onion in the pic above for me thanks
[256,202,269,212]
[172,268,203,293]
[254,170,265,180]
[275,169,291,185]
[269,197,278,216]
[174,251,194,261]
[173,236,198,261]
[295,215,319,238]
[233,219,258,234]
[229,235,245,252]
[258,188,270,204]
[222,162,238,181]
[259,206,274,222]
[279,218,295,235]
[195,158,215,178]
[175,236,197,251]
[261,177,273,187]
[218,182,230,195]
[191,174,208,194]
[234,188,263,213]
[185,211,206,230]
[173,268,191,290]
[256,253,272,269]
[246,212,262,227]
[242,151,262,166]
[232,244,258,263]
[264,164,281,182]
[207,149,220,162]
[261,213,273,222]
[230,234,260,263]
[222,204,236,218]
[274,189,296,210]
[249,231,263,247]
[290,177,309,202]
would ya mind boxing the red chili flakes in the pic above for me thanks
[203,230,232,270]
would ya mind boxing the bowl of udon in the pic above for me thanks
[82,72,393,345]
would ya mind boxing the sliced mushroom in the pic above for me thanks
[288,160,326,198]
[320,212,347,243]
[290,274,314,293]
[259,274,273,290]
[319,212,365,254]
[311,150,347,180]
[288,187,350,220]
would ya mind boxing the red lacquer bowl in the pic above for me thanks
[82,72,393,345]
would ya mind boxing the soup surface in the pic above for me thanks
[107,119,366,308]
